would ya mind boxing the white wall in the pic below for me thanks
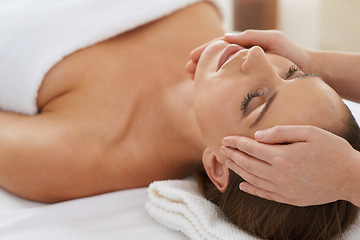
[227,0,360,52]
[224,0,234,32]
[277,0,321,50]
[320,0,360,52]
[226,0,322,49]
[277,0,360,51]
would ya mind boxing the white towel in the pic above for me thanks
[146,178,360,240]
[0,0,226,115]
[146,179,257,240]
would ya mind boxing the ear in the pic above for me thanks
[202,147,229,193]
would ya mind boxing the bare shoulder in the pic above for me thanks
[37,1,223,109]
[11,1,226,201]
[34,0,225,154]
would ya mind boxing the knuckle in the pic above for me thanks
[252,187,260,197]
[254,188,273,201]
[271,125,283,136]
[263,191,274,201]
[248,174,257,186]
[242,141,253,154]
[272,153,287,165]
[241,29,259,39]
[242,159,252,173]
[242,29,252,36]
[225,149,235,160]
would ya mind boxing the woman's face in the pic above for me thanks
[193,41,346,161]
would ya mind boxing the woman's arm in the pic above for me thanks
[0,110,108,203]
[308,50,360,103]
[0,106,197,203]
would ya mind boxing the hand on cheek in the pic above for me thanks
[220,125,357,207]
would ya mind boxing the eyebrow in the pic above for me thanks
[250,73,322,128]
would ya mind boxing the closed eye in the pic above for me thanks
[286,64,301,79]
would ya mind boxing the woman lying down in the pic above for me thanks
[190,41,360,239]
[1,1,359,239]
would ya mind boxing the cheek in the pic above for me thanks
[194,94,239,147]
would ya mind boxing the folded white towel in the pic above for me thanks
[146,179,257,240]
[146,178,360,240]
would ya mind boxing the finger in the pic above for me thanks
[190,37,223,62]
[224,30,279,51]
[239,182,292,204]
[190,44,208,63]
[227,164,276,192]
[185,60,197,75]
[222,146,272,181]
[222,136,276,164]
[224,32,250,46]
[254,125,320,144]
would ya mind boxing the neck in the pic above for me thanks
[161,78,206,160]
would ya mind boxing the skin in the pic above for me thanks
[2,5,356,207]
[188,30,360,207]
[222,126,360,207]
[193,40,347,162]
[0,2,222,203]
[192,40,350,197]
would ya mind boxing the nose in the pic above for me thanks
[242,46,277,77]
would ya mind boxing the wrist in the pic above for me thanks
[299,50,325,81]
[305,50,323,75]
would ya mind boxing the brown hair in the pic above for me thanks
[197,109,360,240]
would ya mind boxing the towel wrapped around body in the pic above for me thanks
[0,0,224,115]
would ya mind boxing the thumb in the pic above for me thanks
[190,37,224,62]
[224,30,277,50]
[255,125,315,144]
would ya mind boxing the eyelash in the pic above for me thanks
[286,64,301,79]
[241,65,300,112]
[241,90,262,112]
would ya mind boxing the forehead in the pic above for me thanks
[243,77,346,136]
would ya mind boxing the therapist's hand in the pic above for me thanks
[223,30,311,71]
[185,37,246,79]
[185,37,224,80]
[220,125,357,207]
[186,30,313,77]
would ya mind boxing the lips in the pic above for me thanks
[217,44,243,71]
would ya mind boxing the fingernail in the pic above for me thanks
[255,131,264,139]
[222,140,230,147]
[226,160,233,170]
[239,184,246,191]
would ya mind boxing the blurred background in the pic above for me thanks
[225,0,360,52]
